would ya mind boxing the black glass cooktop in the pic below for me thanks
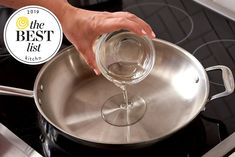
[1,0,235,157]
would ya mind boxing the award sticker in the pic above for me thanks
[4,5,63,65]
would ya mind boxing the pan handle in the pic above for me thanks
[0,86,34,98]
[206,65,234,101]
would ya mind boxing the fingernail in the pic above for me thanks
[141,29,147,35]
[93,69,100,75]
[151,31,156,38]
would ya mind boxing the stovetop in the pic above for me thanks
[1,0,235,157]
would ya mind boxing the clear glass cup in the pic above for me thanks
[95,30,155,126]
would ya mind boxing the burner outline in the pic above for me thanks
[124,2,194,44]
[192,39,235,87]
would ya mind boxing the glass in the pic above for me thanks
[96,30,155,126]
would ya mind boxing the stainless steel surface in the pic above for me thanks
[0,123,42,157]
[206,65,234,101]
[202,132,235,157]
[0,39,234,146]
[194,0,235,21]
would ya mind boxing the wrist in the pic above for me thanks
[46,0,70,22]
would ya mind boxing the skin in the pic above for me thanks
[0,0,155,74]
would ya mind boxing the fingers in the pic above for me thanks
[127,13,156,38]
[84,49,100,75]
[74,43,101,75]
[99,17,145,36]
[111,12,155,39]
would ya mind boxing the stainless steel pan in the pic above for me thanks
[0,39,234,148]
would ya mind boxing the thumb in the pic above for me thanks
[83,48,101,75]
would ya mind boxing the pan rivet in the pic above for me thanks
[40,85,43,92]
[38,98,42,105]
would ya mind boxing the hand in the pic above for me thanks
[61,5,155,74]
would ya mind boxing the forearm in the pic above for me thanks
[0,0,69,21]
